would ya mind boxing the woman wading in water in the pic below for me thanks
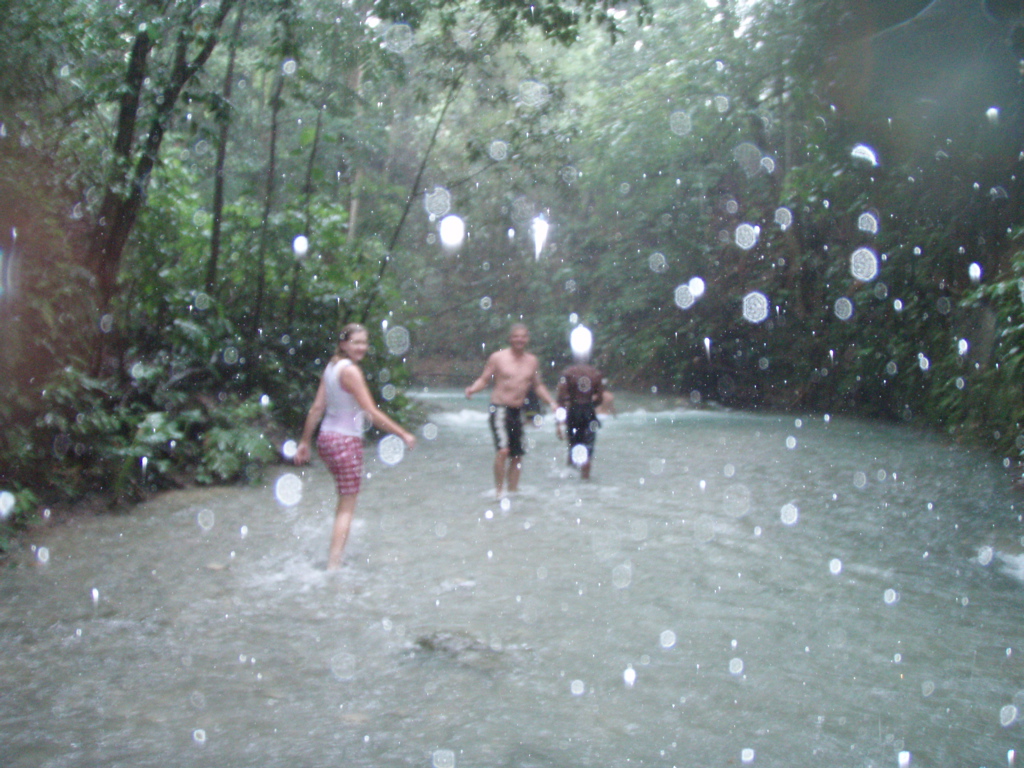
[294,323,416,570]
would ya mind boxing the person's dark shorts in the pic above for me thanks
[566,403,599,453]
[489,404,525,457]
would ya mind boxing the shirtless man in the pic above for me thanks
[465,323,557,497]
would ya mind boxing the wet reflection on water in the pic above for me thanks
[1,391,1022,767]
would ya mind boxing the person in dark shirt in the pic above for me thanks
[556,362,607,480]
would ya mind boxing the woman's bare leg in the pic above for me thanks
[327,493,358,570]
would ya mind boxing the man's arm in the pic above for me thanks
[465,354,497,398]
[556,374,569,408]
[532,363,558,410]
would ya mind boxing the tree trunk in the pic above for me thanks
[206,1,247,295]
[286,106,323,328]
[358,70,463,322]
[85,0,238,372]
[346,62,365,245]
[251,67,285,338]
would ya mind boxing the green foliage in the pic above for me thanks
[3,0,1024,520]
[194,397,277,485]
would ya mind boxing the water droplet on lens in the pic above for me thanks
[0,490,15,519]
[197,509,215,531]
[851,143,879,166]
[424,186,451,217]
[648,252,668,273]
[742,292,769,323]
[439,214,465,249]
[669,110,692,136]
[519,80,550,107]
[1001,705,1019,726]
[384,23,414,53]
[378,435,405,466]
[733,224,757,250]
[275,473,303,506]
[857,212,879,234]
[488,140,508,161]
[850,247,879,281]
[623,665,637,687]
[780,503,799,525]
[330,651,357,681]
[612,562,632,588]
[385,326,410,355]
[834,297,854,320]
[674,284,695,310]
[733,142,763,177]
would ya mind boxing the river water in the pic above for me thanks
[2,390,1023,768]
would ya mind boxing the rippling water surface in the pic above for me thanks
[2,391,1023,767]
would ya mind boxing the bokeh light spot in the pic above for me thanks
[275,473,303,506]
[850,247,879,281]
[378,435,406,466]
[742,292,769,323]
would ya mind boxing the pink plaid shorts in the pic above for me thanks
[316,432,363,495]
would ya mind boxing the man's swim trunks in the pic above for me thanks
[489,404,525,457]
[566,403,599,453]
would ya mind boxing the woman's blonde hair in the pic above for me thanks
[334,323,368,359]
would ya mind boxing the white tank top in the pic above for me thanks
[320,359,365,436]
